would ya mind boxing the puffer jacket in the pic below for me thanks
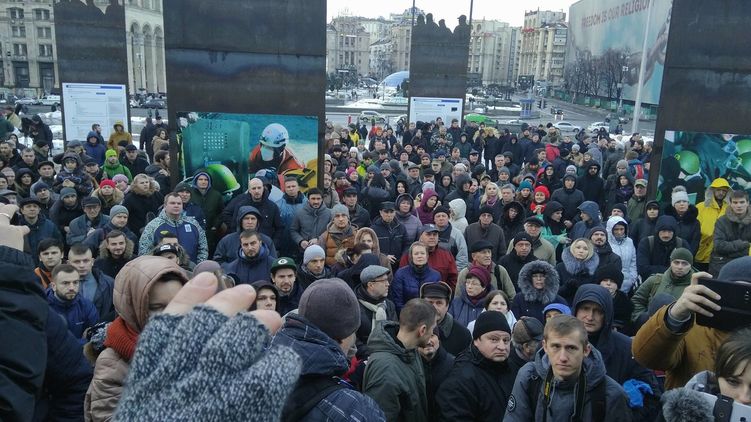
[709,207,751,275]
[84,257,188,422]
[213,206,277,263]
[606,216,638,293]
[364,322,428,422]
[272,314,385,421]
[664,204,701,255]
[290,201,331,250]
[449,287,487,328]
[390,263,441,312]
[510,260,567,323]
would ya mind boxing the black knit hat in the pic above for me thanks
[594,263,624,288]
[473,310,511,340]
[434,205,451,217]
[718,256,751,282]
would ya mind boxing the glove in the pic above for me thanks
[115,305,301,421]
[623,379,654,408]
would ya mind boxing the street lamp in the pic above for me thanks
[618,63,628,114]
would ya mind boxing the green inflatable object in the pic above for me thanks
[675,150,700,175]
[204,164,240,194]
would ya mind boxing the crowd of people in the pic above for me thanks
[1,110,751,422]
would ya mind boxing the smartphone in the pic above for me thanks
[696,278,751,331]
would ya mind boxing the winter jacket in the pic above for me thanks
[576,161,606,206]
[626,194,648,223]
[21,215,64,264]
[695,183,729,264]
[318,222,356,267]
[664,205,701,255]
[105,122,132,151]
[355,284,397,358]
[275,192,307,255]
[395,193,421,242]
[364,322,428,422]
[102,161,132,183]
[629,202,660,246]
[46,289,99,343]
[449,288,487,328]
[371,216,409,259]
[510,260,567,323]
[93,237,135,279]
[569,200,601,241]
[436,344,516,422]
[49,198,83,230]
[503,347,631,422]
[709,208,751,275]
[456,263,516,301]
[85,257,188,422]
[550,185,585,222]
[222,190,284,243]
[84,221,138,256]
[632,305,729,390]
[271,314,385,422]
[222,244,275,285]
[448,198,469,233]
[631,267,694,322]
[144,163,170,196]
[121,183,163,234]
[290,202,332,250]
[423,346,455,421]
[67,214,111,246]
[189,173,224,231]
[120,156,149,180]
[390,264,441,312]
[53,153,93,196]
[417,189,438,224]
[572,285,658,388]
[636,216,686,280]
[606,216,638,293]
[84,136,107,166]
[498,250,538,291]
[213,206,277,263]
[84,268,116,323]
[505,233,557,266]
[556,247,600,304]
[437,223,470,270]
[464,221,506,263]
[399,246,458,291]
[138,210,208,262]
[500,201,525,240]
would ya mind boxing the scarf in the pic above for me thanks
[103,316,140,362]
[359,299,388,332]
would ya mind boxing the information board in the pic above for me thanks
[62,83,128,142]
[409,97,463,126]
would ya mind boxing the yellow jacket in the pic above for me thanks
[695,191,727,264]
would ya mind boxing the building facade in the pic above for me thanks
[518,10,567,86]
[467,20,518,86]
[326,15,370,77]
[125,0,165,95]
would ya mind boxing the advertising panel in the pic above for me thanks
[567,0,672,104]
[658,130,751,205]
[409,97,463,126]
[177,112,318,197]
[62,83,128,141]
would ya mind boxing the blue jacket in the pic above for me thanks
[390,264,441,312]
[21,215,63,264]
[46,289,99,344]
[84,134,107,165]
[213,206,277,263]
[66,214,110,246]
[570,200,602,241]
[449,289,486,328]
[222,244,275,285]
[138,210,208,262]
[271,314,385,422]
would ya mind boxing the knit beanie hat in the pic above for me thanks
[112,174,129,184]
[303,245,325,265]
[534,185,550,199]
[718,256,751,282]
[105,149,118,158]
[299,278,360,340]
[422,181,435,192]
[670,247,694,264]
[671,186,689,206]
[434,204,451,217]
[594,263,624,288]
[33,182,50,193]
[331,203,349,219]
[566,165,577,175]
[499,166,510,175]
[60,187,77,198]
[110,205,129,217]
[517,180,533,192]
[467,265,491,289]
[472,310,511,340]
[100,179,116,189]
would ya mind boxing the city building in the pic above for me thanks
[326,15,371,77]
[126,0,165,95]
[467,20,518,87]
[518,10,567,86]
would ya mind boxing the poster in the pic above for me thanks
[658,130,751,205]
[177,112,318,196]
[409,97,463,126]
[62,83,128,141]
[567,0,672,105]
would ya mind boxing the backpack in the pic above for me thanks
[281,375,346,422]
[526,373,606,422]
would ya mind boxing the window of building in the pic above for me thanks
[8,8,24,19]
[12,26,26,37]
[14,62,30,87]
[13,43,27,56]
[34,9,50,20]
[37,27,51,38]
[39,44,52,57]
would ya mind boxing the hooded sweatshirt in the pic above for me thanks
[448,197,469,233]
[606,216,638,292]
[636,215,684,280]
[569,201,601,240]
[395,193,421,241]
[417,189,439,224]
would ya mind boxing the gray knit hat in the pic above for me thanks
[360,265,390,284]
[110,205,129,217]
[299,278,360,340]
[331,203,349,219]
[718,256,751,282]
[60,187,77,198]
[303,245,325,265]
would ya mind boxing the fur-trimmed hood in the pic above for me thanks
[560,245,600,276]
[518,260,560,304]
[724,207,751,225]
[98,235,135,259]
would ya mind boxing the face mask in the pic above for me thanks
[260,145,275,161]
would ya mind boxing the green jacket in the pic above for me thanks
[364,322,428,422]
[190,187,224,229]
[631,268,693,322]
[102,162,132,182]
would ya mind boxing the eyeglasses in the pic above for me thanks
[372,276,390,284]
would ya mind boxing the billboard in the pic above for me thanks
[62,83,128,141]
[409,97,463,126]
[177,112,318,196]
[658,131,751,205]
[566,0,672,105]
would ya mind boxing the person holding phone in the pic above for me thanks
[632,256,751,389]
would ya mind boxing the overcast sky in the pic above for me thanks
[326,0,579,27]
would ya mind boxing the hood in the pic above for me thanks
[533,342,606,390]
[577,201,601,225]
[448,198,467,220]
[454,174,471,192]
[583,159,601,173]
[355,227,381,255]
[420,189,438,211]
[367,321,418,364]
[236,206,263,232]
[86,131,101,142]
[61,151,83,168]
[572,284,614,337]
[503,201,525,221]
[543,201,563,219]
[561,246,599,276]
[518,260,560,304]
[395,193,415,215]
[665,203,699,224]
[271,314,350,377]
[606,216,629,242]
[113,256,189,332]
[191,171,212,190]
[655,215,678,233]
[113,120,125,130]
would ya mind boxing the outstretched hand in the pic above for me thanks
[115,273,301,422]
[0,204,29,252]
[668,271,721,321]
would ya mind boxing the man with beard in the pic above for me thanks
[318,204,356,267]
[364,298,437,422]
[93,230,134,278]
[499,234,538,291]
[436,311,517,421]
[588,226,623,269]
[295,245,332,290]
[576,161,605,207]
[222,230,275,285]
[355,265,397,358]
[341,187,371,228]
[222,177,284,243]
[270,257,302,315]
[47,264,98,343]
